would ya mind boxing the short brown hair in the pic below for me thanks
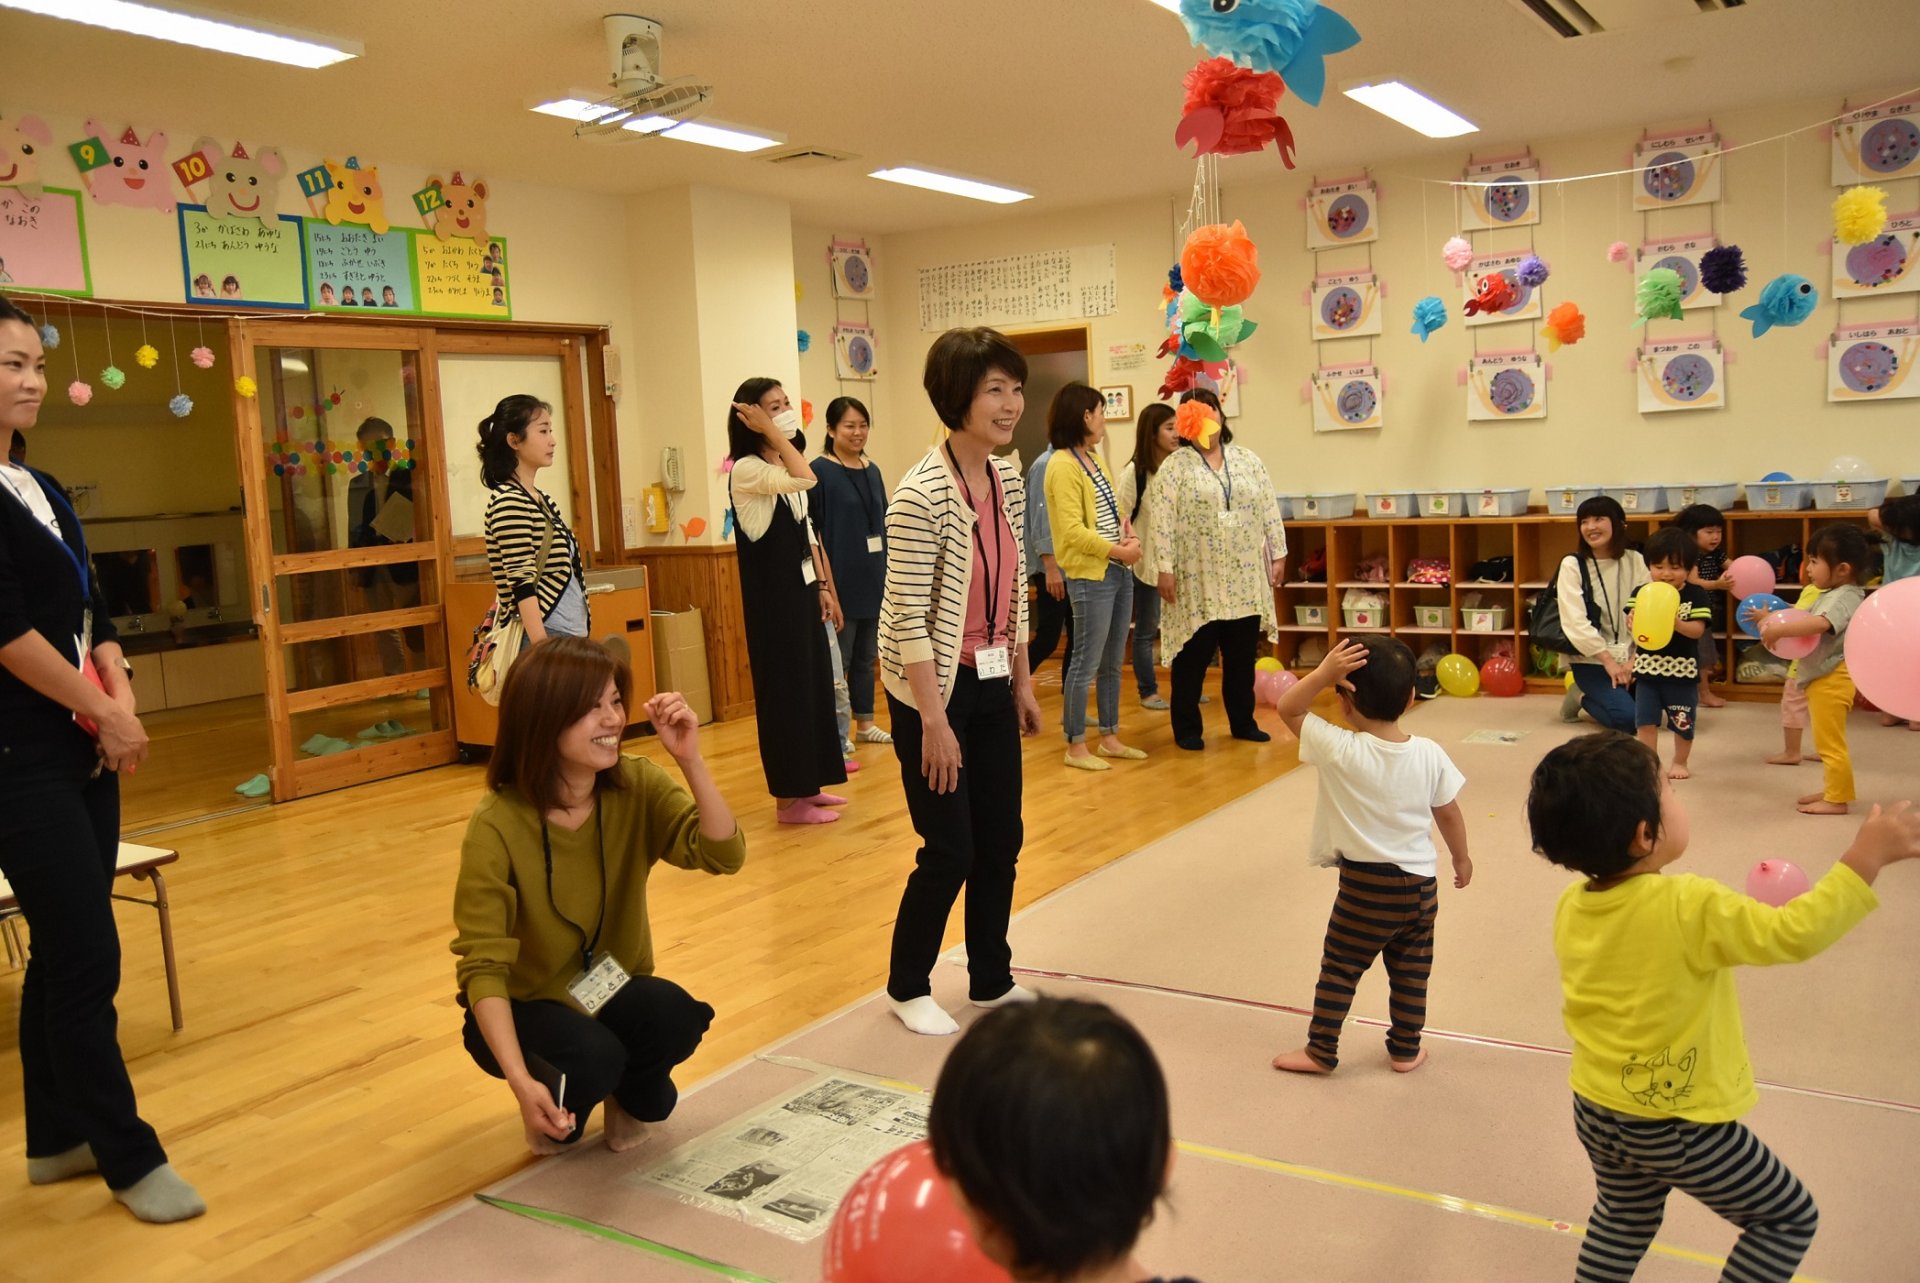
[1046,382,1106,450]
[486,636,631,812]
[923,327,1028,431]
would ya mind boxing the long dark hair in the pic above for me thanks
[822,395,869,456]
[476,394,551,489]
[725,377,801,461]
[1128,403,1176,522]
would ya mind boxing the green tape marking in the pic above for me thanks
[475,1194,783,1282]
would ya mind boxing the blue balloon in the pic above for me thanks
[1737,592,1789,637]
[1761,471,1793,482]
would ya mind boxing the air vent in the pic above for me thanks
[760,146,855,169]
[1512,0,1742,38]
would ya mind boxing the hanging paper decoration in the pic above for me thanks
[1738,274,1819,338]
[1516,255,1550,288]
[1174,57,1294,166]
[168,393,193,418]
[191,346,216,368]
[1309,270,1378,339]
[1410,296,1448,342]
[1310,362,1382,432]
[1540,301,1586,351]
[1635,268,1686,323]
[235,375,258,398]
[75,121,177,213]
[1305,177,1377,250]
[1634,237,1719,311]
[1832,215,1920,298]
[1175,397,1221,447]
[1180,220,1262,309]
[829,238,875,298]
[135,343,159,369]
[67,380,92,406]
[1461,272,1518,317]
[99,364,125,390]
[1831,96,1920,185]
[1632,128,1722,210]
[1180,290,1258,360]
[1459,155,1539,229]
[1638,337,1725,413]
[1467,352,1547,421]
[37,324,60,349]
[1463,250,1544,326]
[1606,240,1632,264]
[1833,186,1889,245]
[832,323,878,379]
[1827,321,1919,402]
[1441,236,1474,274]
[1699,245,1748,295]
[1174,0,1361,108]
[1159,355,1210,400]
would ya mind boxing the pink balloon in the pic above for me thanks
[823,1141,1009,1283]
[1254,669,1297,707]
[1745,859,1811,907]
[1762,608,1820,661]
[1846,577,1920,721]
[1727,555,1776,600]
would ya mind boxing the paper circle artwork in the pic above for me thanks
[1652,255,1700,299]
[1336,379,1376,424]
[1488,368,1536,414]
[1325,193,1369,239]
[1860,117,1920,173]
[1641,152,1694,202]
[1843,235,1909,289]
[845,334,874,376]
[1320,285,1362,331]
[1485,183,1530,223]
[1836,341,1899,393]
[1661,353,1716,402]
[842,253,868,294]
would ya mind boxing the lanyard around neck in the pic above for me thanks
[1197,446,1232,509]
[541,797,608,973]
[1073,449,1120,525]
[946,443,1006,645]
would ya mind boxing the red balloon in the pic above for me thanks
[1480,655,1525,697]
[823,1141,1009,1283]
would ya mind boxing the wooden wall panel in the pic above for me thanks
[626,547,755,721]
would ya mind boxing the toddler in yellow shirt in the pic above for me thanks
[1528,733,1920,1283]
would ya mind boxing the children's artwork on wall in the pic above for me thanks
[187,138,285,224]
[1311,362,1381,432]
[1632,128,1721,210]
[1467,352,1546,421]
[0,113,54,200]
[1634,237,1718,311]
[830,238,874,298]
[0,187,91,295]
[75,122,176,213]
[180,204,305,307]
[305,156,389,235]
[1458,155,1539,230]
[1827,321,1919,402]
[1832,95,1920,186]
[306,221,412,312]
[832,322,878,380]
[1305,177,1376,250]
[1462,251,1544,327]
[1637,337,1725,413]
[419,172,489,244]
[415,233,509,317]
[1310,269,1380,338]
[1831,213,1920,297]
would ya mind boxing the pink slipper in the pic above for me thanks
[807,791,850,807]
[843,758,860,773]
[777,801,840,825]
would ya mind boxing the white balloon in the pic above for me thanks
[1827,454,1874,482]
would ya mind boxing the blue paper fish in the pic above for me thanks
[1410,295,1447,343]
[1738,273,1819,338]
[1178,0,1361,108]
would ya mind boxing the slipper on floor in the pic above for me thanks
[233,773,271,798]
[299,733,339,756]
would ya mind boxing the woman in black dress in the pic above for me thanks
[726,379,848,824]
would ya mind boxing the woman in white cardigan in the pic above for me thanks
[877,327,1043,1037]
[1555,494,1648,733]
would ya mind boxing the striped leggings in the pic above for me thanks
[1572,1095,1818,1282]
[1303,859,1437,1070]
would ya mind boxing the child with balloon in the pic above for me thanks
[1867,495,1920,730]
[1673,504,1733,709]
[1627,528,1714,780]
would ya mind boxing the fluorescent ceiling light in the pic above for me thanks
[869,167,1031,205]
[1342,80,1477,139]
[531,99,672,134]
[0,0,358,68]
[532,101,775,150]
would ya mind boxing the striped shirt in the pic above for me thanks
[484,481,581,617]
[879,446,1029,712]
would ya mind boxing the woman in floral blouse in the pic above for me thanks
[1144,389,1286,751]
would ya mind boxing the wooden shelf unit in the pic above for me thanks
[1270,508,1877,700]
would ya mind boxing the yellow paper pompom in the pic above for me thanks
[135,343,159,369]
[1833,186,1888,246]
[235,375,258,399]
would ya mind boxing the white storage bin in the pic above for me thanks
[1462,605,1511,632]
[1341,603,1388,629]
[1546,485,1603,515]
[1744,480,1815,511]
[1668,483,1740,510]
[1901,477,1919,497]
[1293,603,1328,627]
[1366,492,1414,519]
[1416,491,1465,518]
[1289,492,1357,520]
[1413,604,1453,629]
[1603,485,1668,515]
[1468,487,1530,518]
[1809,479,1888,510]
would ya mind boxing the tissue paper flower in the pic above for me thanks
[1635,268,1686,323]
[1179,220,1261,307]
[1540,301,1586,351]
[1442,236,1474,273]
[1410,295,1448,342]
[1833,186,1888,246]
[68,380,93,406]
[1516,255,1550,288]
[1699,245,1748,295]
[191,346,216,368]
[1175,398,1221,448]
[1606,240,1632,264]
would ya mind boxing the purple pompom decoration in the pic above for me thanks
[1699,245,1748,295]
[1516,255,1550,288]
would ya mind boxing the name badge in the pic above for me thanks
[974,645,1011,680]
[801,559,818,586]
[567,953,631,1016]
[1217,508,1243,528]
[866,535,884,554]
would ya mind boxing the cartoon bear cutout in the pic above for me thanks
[83,121,175,213]
[192,138,285,223]
[322,156,387,235]
[0,113,53,200]
[1620,1046,1697,1110]
[425,171,489,244]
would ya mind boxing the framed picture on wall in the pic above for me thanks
[1100,385,1132,421]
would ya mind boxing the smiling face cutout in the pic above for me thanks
[84,120,174,213]
[426,172,489,244]
[0,114,52,199]
[193,137,285,223]
[322,158,388,234]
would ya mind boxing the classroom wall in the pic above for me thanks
[792,220,894,473]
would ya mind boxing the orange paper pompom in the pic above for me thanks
[1175,398,1220,448]
[1179,220,1261,309]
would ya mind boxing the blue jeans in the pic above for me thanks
[1129,578,1161,696]
[836,616,880,719]
[1062,562,1133,743]
[1573,662,1637,733]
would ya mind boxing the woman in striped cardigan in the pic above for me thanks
[878,327,1044,1037]
[478,395,587,645]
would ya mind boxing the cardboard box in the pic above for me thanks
[650,608,713,724]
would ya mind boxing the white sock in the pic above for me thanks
[888,995,959,1036]
[28,1142,96,1184]
[971,983,1037,1009]
[113,1163,206,1223]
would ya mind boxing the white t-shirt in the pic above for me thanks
[1298,714,1465,877]
[0,460,58,531]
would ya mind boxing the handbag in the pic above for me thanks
[467,489,557,704]
[1529,556,1596,655]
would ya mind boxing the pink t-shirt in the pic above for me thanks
[959,472,1018,668]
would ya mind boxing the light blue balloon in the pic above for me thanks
[1737,592,1789,638]
[1761,471,1792,482]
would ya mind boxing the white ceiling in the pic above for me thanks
[1,0,1913,233]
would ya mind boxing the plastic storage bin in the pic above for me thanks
[1668,482,1740,510]
[1416,491,1465,518]
[1341,602,1388,629]
[1603,485,1667,515]
[1809,479,1888,510]
[1467,487,1530,518]
[1744,480,1815,511]
[1901,477,1919,497]
[1366,492,1414,519]
[1413,604,1453,629]
[1546,485,1603,515]
[1461,605,1511,632]
[1293,603,1328,627]
[1285,492,1357,520]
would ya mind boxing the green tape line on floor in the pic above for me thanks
[475,1194,783,1282]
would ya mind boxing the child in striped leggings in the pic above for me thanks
[1529,733,1920,1282]
[1270,637,1471,1075]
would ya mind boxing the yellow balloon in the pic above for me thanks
[1254,657,1283,672]
[1631,581,1681,651]
[1436,653,1480,697]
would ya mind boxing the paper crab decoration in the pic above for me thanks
[1174,57,1295,166]
[1461,273,1517,317]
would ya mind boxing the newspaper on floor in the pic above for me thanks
[627,1071,928,1242]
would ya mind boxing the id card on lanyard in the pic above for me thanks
[544,803,630,1017]
[949,445,1011,680]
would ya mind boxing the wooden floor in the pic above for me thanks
[0,668,1307,1283]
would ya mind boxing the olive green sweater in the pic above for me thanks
[451,757,747,1008]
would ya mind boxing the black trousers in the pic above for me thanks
[462,976,713,1144]
[0,723,167,1190]
[1170,615,1261,742]
[885,668,1024,1002]
[1026,573,1073,682]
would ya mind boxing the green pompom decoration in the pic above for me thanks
[100,365,127,390]
[1634,268,1686,325]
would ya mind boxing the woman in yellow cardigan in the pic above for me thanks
[1044,384,1146,770]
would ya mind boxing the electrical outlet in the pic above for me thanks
[622,497,640,545]
[65,482,99,516]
